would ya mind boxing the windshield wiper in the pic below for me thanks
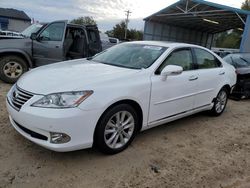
[240,57,250,64]
[97,61,140,70]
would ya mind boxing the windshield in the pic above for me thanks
[21,24,43,37]
[92,43,167,69]
[224,54,250,68]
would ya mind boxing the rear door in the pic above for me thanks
[86,27,102,56]
[32,21,67,66]
[192,47,226,108]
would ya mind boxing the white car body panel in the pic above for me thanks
[6,41,236,152]
[149,70,198,123]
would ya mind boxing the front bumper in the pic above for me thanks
[6,93,103,152]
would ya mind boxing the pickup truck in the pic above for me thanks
[0,20,102,83]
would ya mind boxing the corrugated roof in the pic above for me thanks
[144,0,250,34]
[0,8,31,21]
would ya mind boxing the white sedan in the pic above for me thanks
[6,41,236,154]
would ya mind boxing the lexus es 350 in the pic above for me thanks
[6,41,236,154]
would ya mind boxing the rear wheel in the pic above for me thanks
[210,88,228,116]
[95,104,138,154]
[0,55,28,84]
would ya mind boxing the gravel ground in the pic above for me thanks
[0,80,250,188]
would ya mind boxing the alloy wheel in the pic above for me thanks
[104,111,135,149]
[215,90,227,113]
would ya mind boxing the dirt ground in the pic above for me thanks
[0,80,250,188]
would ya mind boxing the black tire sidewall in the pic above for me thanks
[95,104,139,154]
[0,56,28,84]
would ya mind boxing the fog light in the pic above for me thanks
[50,132,71,144]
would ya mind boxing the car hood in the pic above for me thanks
[0,36,24,40]
[0,38,31,49]
[17,59,141,95]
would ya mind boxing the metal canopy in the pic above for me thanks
[144,0,250,34]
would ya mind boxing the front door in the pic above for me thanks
[32,21,67,66]
[149,48,198,124]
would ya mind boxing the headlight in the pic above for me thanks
[31,91,93,108]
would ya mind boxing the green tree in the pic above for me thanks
[106,21,126,39]
[127,29,143,40]
[215,30,242,48]
[105,21,143,40]
[70,16,96,25]
[242,0,250,10]
[214,0,250,48]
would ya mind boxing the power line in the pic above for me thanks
[124,10,132,39]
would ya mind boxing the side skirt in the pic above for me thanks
[141,104,213,131]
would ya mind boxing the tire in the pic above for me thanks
[231,93,242,101]
[95,104,139,154]
[0,55,28,84]
[210,87,229,116]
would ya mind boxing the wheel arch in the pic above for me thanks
[222,84,231,94]
[0,50,33,68]
[93,99,144,144]
[212,84,231,103]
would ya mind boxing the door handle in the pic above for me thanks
[189,75,198,81]
[55,45,60,48]
[219,71,225,75]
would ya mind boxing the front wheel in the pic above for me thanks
[0,55,28,84]
[95,104,138,154]
[210,88,228,116]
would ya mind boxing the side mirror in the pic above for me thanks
[161,65,183,81]
[30,33,37,40]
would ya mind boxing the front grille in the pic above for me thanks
[11,86,33,111]
[14,120,48,141]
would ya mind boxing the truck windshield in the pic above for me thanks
[21,24,43,37]
[92,43,167,69]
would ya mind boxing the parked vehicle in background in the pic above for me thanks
[100,33,119,50]
[0,30,23,39]
[109,37,119,44]
[6,41,236,154]
[212,47,239,58]
[0,24,43,39]
[0,24,43,40]
[223,53,250,99]
[0,20,102,83]
[21,23,43,37]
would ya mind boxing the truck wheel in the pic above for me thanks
[0,55,28,84]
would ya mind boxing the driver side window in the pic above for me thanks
[157,48,193,73]
[39,22,65,41]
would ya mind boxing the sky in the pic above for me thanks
[0,0,243,32]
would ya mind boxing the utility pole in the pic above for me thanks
[124,10,132,40]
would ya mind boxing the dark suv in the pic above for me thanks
[0,20,102,83]
[223,53,250,99]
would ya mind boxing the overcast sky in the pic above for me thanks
[0,0,243,31]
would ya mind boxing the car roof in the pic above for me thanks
[67,23,98,29]
[128,41,204,49]
[228,53,250,56]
